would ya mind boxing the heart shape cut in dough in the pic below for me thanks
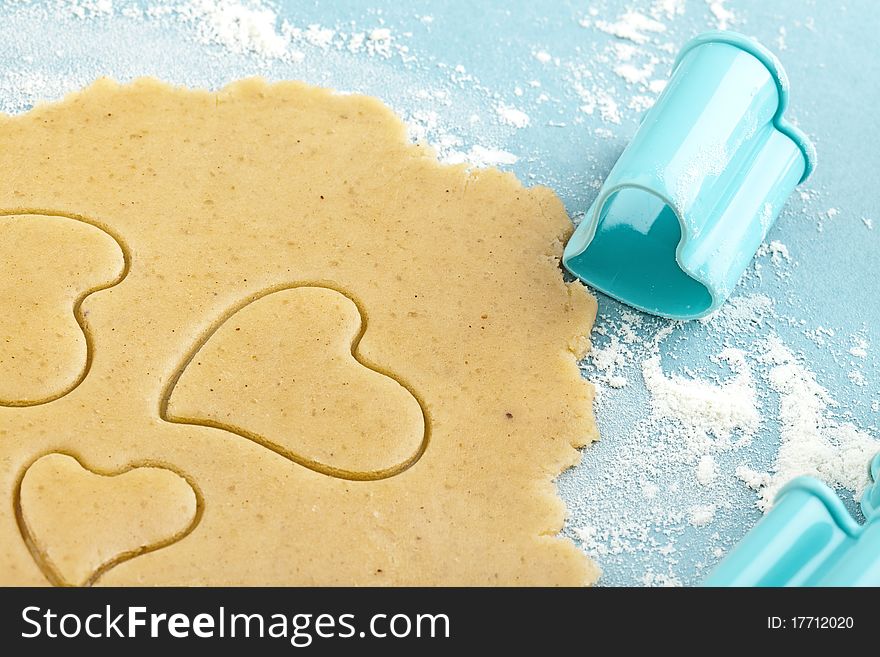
[17,453,199,587]
[163,285,427,480]
[0,212,127,407]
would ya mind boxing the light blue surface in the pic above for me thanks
[0,0,877,586]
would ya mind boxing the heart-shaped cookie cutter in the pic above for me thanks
[704,452,880,586]
[563,31,817,319]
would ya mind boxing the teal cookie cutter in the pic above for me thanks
[704,453,880,586]
[563,31,816,320]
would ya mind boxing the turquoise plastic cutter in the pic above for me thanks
[703,453,880,586]
[563,31,817,320]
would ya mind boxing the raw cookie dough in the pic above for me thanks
[0,78,598,586]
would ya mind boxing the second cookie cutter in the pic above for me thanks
[703,452,880,586]
[563,31,817,320]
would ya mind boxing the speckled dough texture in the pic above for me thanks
[0,78,598,586]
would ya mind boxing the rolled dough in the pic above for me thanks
[0,78,598,585]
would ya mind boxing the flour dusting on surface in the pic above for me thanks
[565,260,879,585]
[173,0,291,60]
[705,0,736,30]
[753,336,879,509]
[495,102,530,129]
[595,11,666,44]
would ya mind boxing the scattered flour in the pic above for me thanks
[595,12,666,45]
[650,0,686,20]
[585,309,643,390]
[571,282,878,584]
[643,346,759,448]
[443,145,518,168]
[648,79,667,94]
[848,370,867,387]
[614,59,657,86]
[765,240,791,264]
[494,102,530,129]
[0,69,84,111]
[700,293,774,333]
[688,504,716,526]
[753,335,879,510]
[175,0,293,61]
[640,572,683,587]
[596,92,621,124]
[850,336,869,359]
[696,454,717,485]
[705,0,736,30]
[804,325,836,347]
[776,26,788,51]
[817,207,840,232]
[754,241,793,279]
[62,0,114,19]
[628,94,656,112]
[735,465,771,491]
